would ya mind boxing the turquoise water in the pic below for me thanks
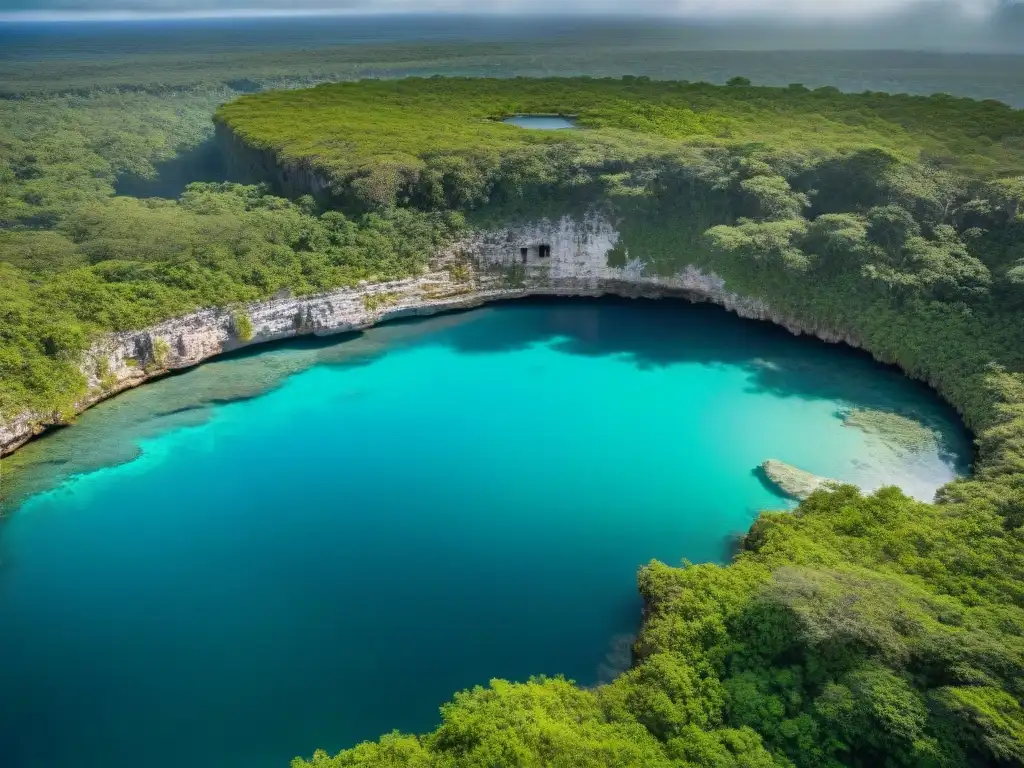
[502,115,577,130]
[0,299,969,768]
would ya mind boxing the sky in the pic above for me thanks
[0,0,1018,22]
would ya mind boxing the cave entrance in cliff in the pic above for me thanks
[520,247,528,263]
[539,244,551,258]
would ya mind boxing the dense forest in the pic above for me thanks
[2,59,1024,767]
[219,76,1024,183]
[0,86,464,419]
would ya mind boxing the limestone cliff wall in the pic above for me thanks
[0,214,862,457]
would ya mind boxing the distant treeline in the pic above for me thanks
[2,39,1024,105]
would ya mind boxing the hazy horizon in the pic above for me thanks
[2,8,1022,58]
[0,0,1019,22]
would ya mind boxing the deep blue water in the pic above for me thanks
[0,299,970,768]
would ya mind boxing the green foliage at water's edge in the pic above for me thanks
[3,75,1024,767]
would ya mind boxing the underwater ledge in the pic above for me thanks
[0,214,973,462]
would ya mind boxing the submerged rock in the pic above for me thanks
[840,407,939,457]
[760,459,839,500]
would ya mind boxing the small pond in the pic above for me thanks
[502,115,577,130]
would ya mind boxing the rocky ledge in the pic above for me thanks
[1,214,866,458]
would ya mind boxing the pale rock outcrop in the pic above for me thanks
[760,459,841,501]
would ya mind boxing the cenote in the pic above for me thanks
[0,298,970,768]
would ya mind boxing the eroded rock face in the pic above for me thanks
[0,414,43,457]
[0,215,859,457]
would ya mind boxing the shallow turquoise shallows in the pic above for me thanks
[0,299,969,768]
